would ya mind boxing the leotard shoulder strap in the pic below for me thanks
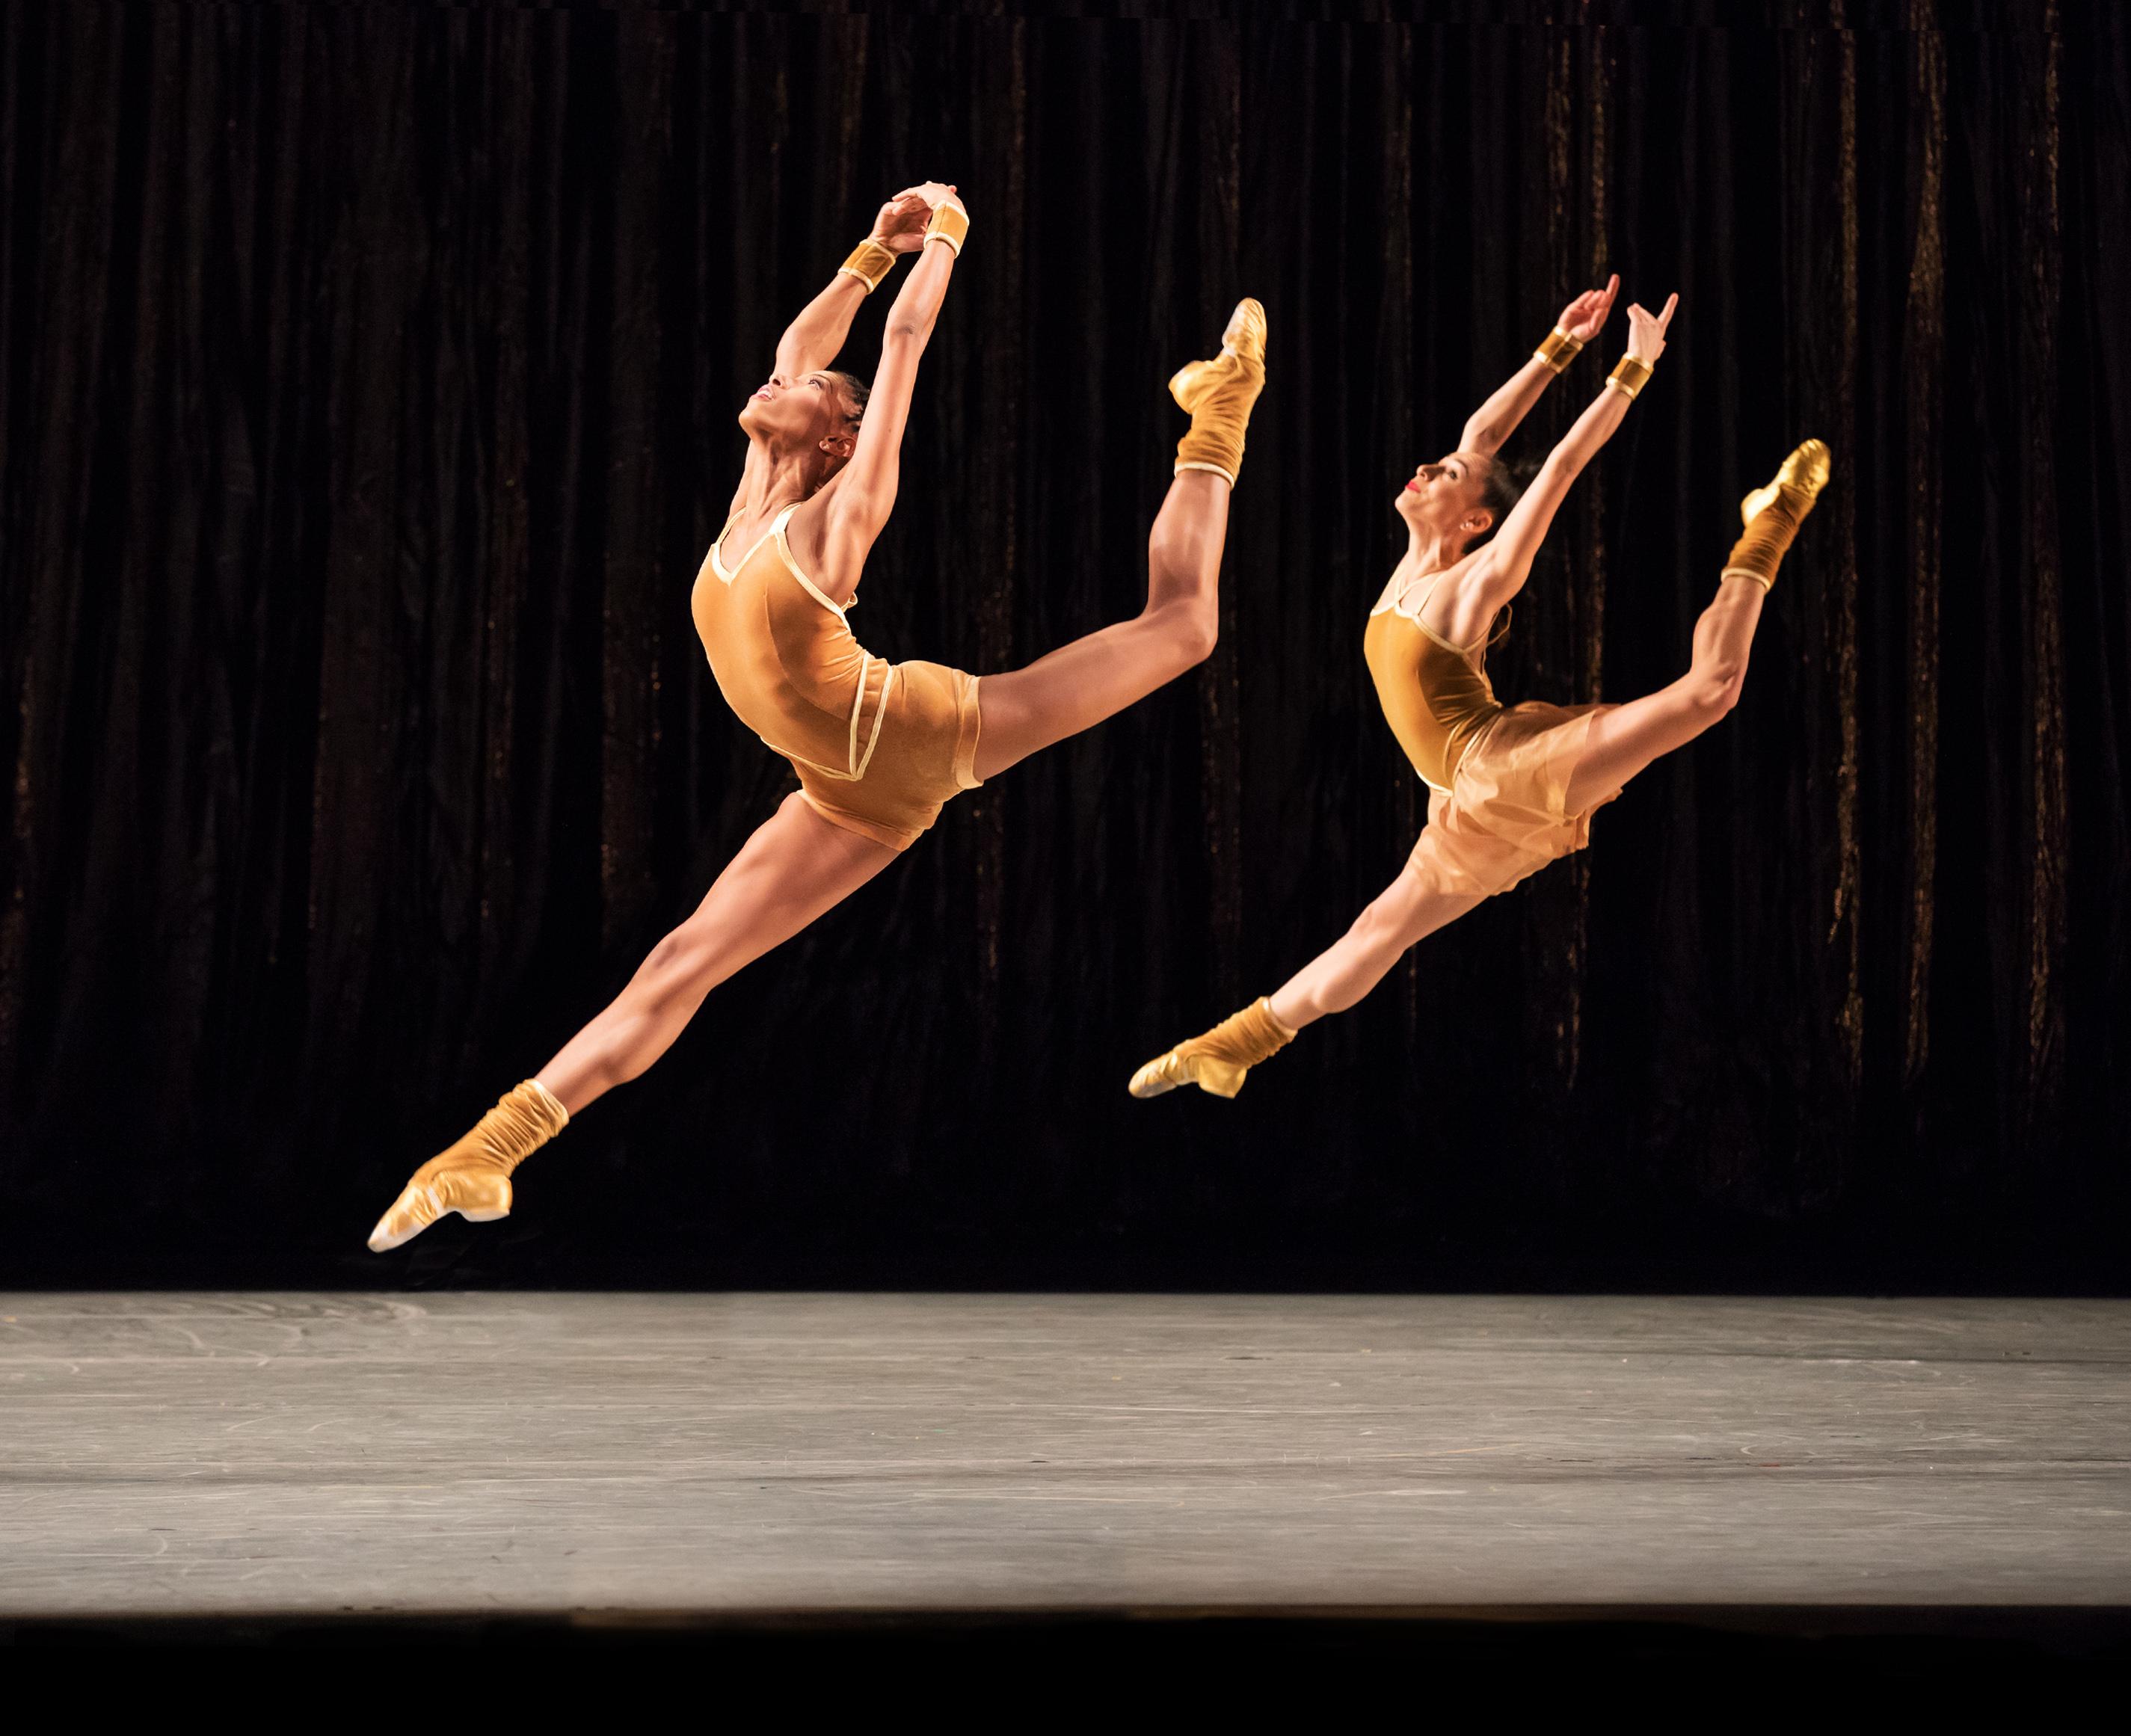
[770,504,853,618]
[1378,568,1495,656]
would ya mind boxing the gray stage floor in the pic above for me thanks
[4,1293,2129,1618]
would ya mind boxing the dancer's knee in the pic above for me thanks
[1682,618,1746,718]
[638,920,722,1009]
[1146,596,1218,670]
[1683,653,1747,721]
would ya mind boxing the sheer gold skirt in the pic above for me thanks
[1408,701,1620,896]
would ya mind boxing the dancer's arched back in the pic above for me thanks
[1130,280,1831,1098]
[371,184,1270,1248]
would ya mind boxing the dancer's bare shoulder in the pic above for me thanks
[1381,548,1494,644]
[1420,552,1501,645]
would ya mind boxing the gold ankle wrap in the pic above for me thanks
[838,238,898,293]
[925,203,970,256]
[1170,298,1268,485]
[366,1080,569,1252]
[1722,439,1831,592]
[1605,354,1655,400]
[1534,326,1584,374]
[1128,996,1296,1100]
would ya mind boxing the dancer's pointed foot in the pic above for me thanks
[1170,298,1267,485]
[1740,437,1831,526]
[1723,438,1831,592]
[367,1162,513,1252]
[1128,996,1294,1100]
[1169,298,1267,411]
[367,1080,568,1252]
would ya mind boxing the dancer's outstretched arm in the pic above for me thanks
[1466,292,1676,621]
[797,183,966,594]
[1459,274,1618,455]
[773,191,929,378]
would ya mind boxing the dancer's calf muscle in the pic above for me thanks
[538,931,717,1111]
[1270,870,1477,1029]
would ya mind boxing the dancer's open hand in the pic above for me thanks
[1624,292,1679,363]
[1557,274,1620,343]
[870,191,932,255]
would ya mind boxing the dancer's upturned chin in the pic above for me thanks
[1132,279,1831,1099]
[371,178,1267,1249]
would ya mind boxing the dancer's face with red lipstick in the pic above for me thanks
[1395,451,1497,547]
[739,369,865,470]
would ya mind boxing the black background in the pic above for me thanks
[2,4,2125,1291]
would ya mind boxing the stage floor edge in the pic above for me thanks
[4,1293,2128,1623]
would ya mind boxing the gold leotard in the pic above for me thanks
[692,505,982,851]
[1368,573,1618,898]
[1364,581,1504,793]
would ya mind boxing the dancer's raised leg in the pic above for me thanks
[974,298,1265,778]
[1563,439,1829,811]
[367,793,895,1250]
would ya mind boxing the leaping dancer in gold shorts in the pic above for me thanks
[1131,279,1830,1098]
[370,183,1267,1249]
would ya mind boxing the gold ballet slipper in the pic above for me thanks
[1740,437,1832,525]
[1170,298,1268,484]
[1169,297,1267,410]
[367,1080,568,1252]
[1129,996,1294,1100]
[1723,439,1832,591]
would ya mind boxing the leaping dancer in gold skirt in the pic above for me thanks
[1131,280,1830,1098]
[370,183,1269,1248]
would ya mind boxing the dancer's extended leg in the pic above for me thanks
[1264,846,1486,1032]
[974,470,1227,776]
[1563,438,1829,810]
[1131,810,1485,1098]
[536,794,898,1109]
[974,298,1265,778]
[367,792,894,1249]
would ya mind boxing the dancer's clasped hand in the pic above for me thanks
[870,183,967,255]
[1557,273,1620,344]
[869,191,932,254]
[1624,292,1679,363]
[896,181,967,218]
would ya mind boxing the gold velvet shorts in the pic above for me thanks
[1408,700,1620,898]
[793,660,983,852]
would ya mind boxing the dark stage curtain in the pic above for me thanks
[2,4,2125,1287]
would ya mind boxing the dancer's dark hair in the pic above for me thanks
[1469,453,1540,547]
[832,370,871,427]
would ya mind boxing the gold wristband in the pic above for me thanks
[1606,354,1655,399]
[837,238,898,293]
[923,203,969,256]
[1533,326,1584,374]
